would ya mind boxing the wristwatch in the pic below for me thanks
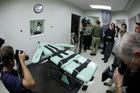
[116,84,122,89]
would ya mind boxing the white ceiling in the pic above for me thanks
[64,0,133,11]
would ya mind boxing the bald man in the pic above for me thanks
[113,32,140,93]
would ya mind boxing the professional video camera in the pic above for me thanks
[14,50,29,78]
[81,17,90,28]
[102,61,126,82]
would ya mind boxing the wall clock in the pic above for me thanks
[34,4,43,14]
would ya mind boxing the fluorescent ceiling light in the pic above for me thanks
[90,5,111,10]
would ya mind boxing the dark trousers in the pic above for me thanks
[83,35,91,50]
[112,48,122,68]
[102,36,106,53]
[104,42,114,60]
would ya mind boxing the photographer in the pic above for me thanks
[0,45,35,93]
[113,32,140,93]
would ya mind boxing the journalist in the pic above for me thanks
[113,32,140,93]
[0,45,35,93]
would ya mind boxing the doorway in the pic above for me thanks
[71,14,80,45]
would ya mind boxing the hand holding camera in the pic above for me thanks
[113,67,124,86]
[18,51,26,63]
[15,50,29,63]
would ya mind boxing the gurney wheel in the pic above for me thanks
[82,85,88,91]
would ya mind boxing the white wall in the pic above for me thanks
[111,11,129,31]
[127,0,140,32]
[83,10,129,30]
[128,0,140,20]
[0,0,83,64]
[83,10,102,25]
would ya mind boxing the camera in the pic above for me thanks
[0,38,5,48]
[115,26,120,31]
[14,50,29,63]
[0,38,5,66]
[14,50,29,77]
[0,38,5,79]
[102,61,126,82]
[81,17,90,28]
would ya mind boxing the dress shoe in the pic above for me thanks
[90,53,94,56]
[101,52,104,54]
[104,60,108,63]
[102,58,105,60]
[103,82,112,86]
[87,47,90,50]
[106,90,114,93]
[90,53,96,56]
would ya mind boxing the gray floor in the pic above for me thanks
[0,49,114,93]
[78,49,114,93]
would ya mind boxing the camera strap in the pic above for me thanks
[16,62,21,80]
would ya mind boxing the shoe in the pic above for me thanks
[90,53,94,56]
[103,82,112,86]
[106,90,113,93]
[101,52,104,54]
[90,53,96,56]
[87,47,90,50]
[104,60,108,63]
[102,58,105,60]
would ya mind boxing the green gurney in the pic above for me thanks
[63,56,98,83]
[32,43,98,91]
[54,43,75,48]
[32,47,43,63]
[50,50,98,83]
[50,50,80,68]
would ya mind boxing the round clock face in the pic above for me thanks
[34,4,43,13]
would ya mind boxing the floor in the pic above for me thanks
[78,49,114,93]
[0,49,114,93]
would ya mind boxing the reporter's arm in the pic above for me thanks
[113,67,124,93]
[115,84,123,93]
[19,52,35,89]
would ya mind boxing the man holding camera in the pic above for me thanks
[113,31,140,93]
[0,46,35,93]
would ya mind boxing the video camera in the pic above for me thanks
[81,17,90,28]
[102,61,126,82]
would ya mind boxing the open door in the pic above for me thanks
[71,14,80,45]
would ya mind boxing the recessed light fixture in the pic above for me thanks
[90,5,111,10]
